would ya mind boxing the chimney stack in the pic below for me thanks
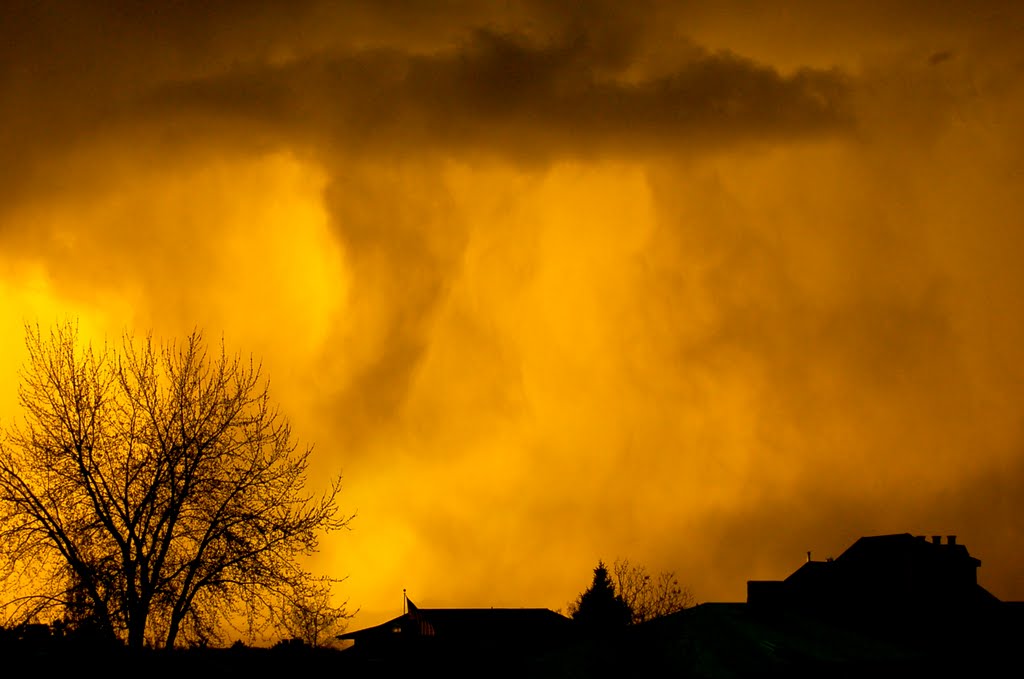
[948,535,957,545]
[806,551,812,563]
[931,536,941,545]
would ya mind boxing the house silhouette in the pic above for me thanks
[332,536,1022,675]
[747,533,1001,616]
[337,597,573,659]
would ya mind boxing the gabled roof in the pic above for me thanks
[839,533,980,568]
[338,607,572,642]
[748,532,1001,610]
[784,559,832,587]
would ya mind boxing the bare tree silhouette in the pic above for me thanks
[613,558,693,624]
[0,322,351,648]
[278,579,350,647]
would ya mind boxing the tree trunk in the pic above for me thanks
[127,605,148,649]
[165,610,183,649]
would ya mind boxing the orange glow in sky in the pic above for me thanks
[2,2,1024,632]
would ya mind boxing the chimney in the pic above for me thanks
[931,536,941,545]
[806,551,812,563]
[948,535,957,546]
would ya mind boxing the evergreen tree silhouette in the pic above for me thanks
[570,561,632,632]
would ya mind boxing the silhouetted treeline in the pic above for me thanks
[0,628,348,678]
[4,605,1023,679]
[567,558,693,630]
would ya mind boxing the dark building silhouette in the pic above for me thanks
[747,533,1000,616]
[328,536,1021,676]
[337,597,573,660]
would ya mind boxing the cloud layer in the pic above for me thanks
[2,1,1024,628]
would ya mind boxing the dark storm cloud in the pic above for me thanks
[113,28,854,163]
[0,3,853,168]
[104,27,853,444]
[5,11,844,451]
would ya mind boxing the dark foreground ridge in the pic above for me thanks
[332,533,1023,677]
[3,533,1022,678]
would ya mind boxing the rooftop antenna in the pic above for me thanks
[403,588,407,615]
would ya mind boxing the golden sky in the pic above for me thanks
[2,2,1024,629]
